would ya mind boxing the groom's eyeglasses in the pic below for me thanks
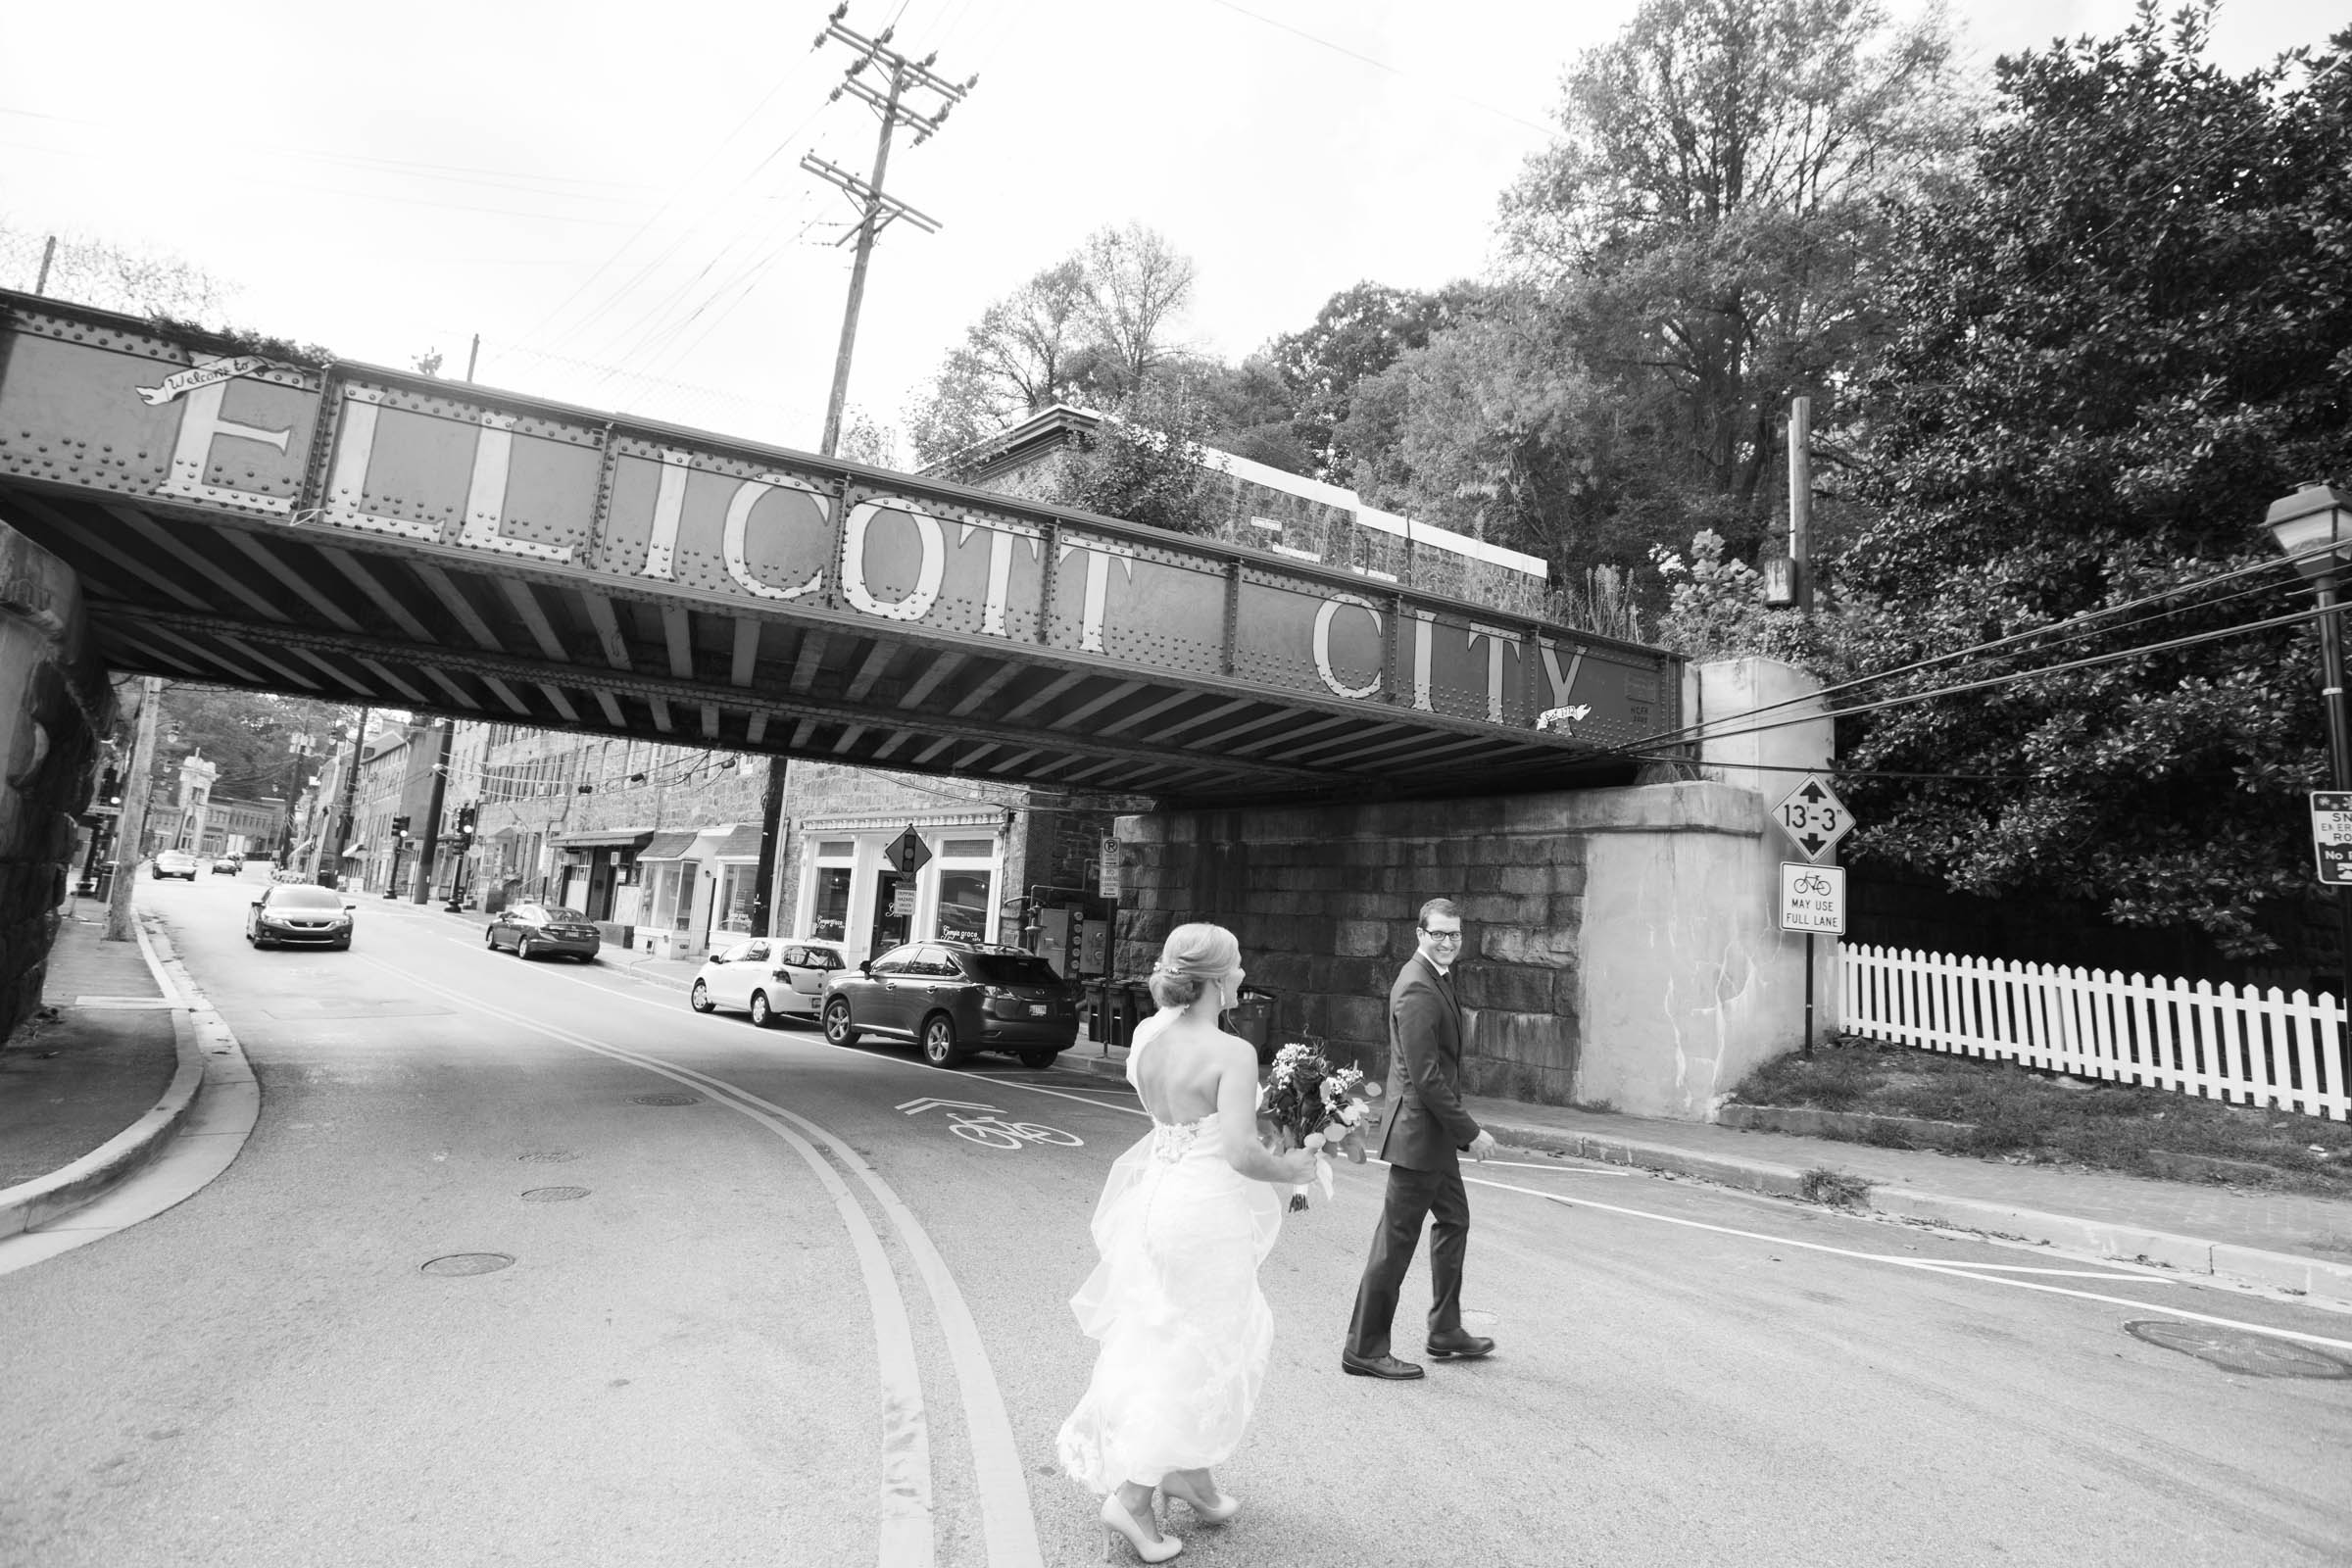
[1419,928,1464,945]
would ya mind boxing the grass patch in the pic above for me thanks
[1798,1166,1874,1207]
[1733,1038,2352,1198]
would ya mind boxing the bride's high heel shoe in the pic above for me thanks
[1101,1494,1181,1562]
[1160,1480,1240,1524]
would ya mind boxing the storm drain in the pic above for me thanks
[420,1252,515,1277]
[629,1092,703,1106]
[2125,1319,2352,1379]
[521,1187,590,1202]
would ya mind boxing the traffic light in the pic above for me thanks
[97,766,122,807]
[391,814,412,838]
[456,804,476,832]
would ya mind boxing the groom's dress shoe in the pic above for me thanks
[1426,1333,1495,1361]
[1341,1351,1425,1381]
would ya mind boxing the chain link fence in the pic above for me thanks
[0,223,233,318]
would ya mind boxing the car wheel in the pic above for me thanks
[485,927,499,949]
[823,998,859,1046]
[920,1013,964,1068]
[516,937,533,960]
[690,979,715,1013]
[750,991,774,1029]
[1017,1047,1060,1070]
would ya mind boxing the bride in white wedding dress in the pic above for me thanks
[1055,922,1319,1563]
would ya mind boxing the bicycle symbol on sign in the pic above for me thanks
[1791,870,1835,898]
[897,1096,1084,1151]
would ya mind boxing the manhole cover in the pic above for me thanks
[521,1186,590,1202]
[629,1092,702,1105]
[420,1252,514,1277]
[2125,1319,2352,1379]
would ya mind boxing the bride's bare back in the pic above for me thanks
[1131,1011,1302,1182]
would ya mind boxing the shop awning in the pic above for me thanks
[340,840,367,857]
[636,830,700,861]
[551,827,656,850]
[710,824,765,860]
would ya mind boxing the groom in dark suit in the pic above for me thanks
[1342,897,1497,1381]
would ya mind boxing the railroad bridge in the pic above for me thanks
[0,291,1675,807]
[0,292,1827,1119]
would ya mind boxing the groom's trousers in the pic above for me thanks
[1345,1160,1469,1359]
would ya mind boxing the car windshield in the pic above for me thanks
[960,955,1065,986]
[542,907,587,922]
[270,886,344,910]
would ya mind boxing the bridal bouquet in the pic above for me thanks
[1260,1040,1381,1210]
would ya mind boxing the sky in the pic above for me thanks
[1,0,2334,465]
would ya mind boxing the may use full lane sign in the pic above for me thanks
[1780,862,1846,935]
[2313,792,2352,886]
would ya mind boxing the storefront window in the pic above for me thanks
[671,859,700,933]
[715,864,758,934]
[810,865,852,941]
[937,869,991,942]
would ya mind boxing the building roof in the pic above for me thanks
[941,403,1548,578]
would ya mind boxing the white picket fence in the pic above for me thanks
[1838,944,2352,1122]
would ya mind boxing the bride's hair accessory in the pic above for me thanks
[1148,922,1241,1010]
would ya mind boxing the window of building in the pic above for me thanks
[714,863,758,937]
[809,865,853,942]
[936,870,991,942]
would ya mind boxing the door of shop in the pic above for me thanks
[870,870,912,956]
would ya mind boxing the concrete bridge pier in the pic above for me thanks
[1111,657,1832,1120]
[0,518,115,1040]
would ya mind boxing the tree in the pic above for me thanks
[907,226,1200,466]
[1053,381,1222,537]
[1835,5,2352,956]
[1268,281,1482,479]
[1078,221,1196,397]
[1348,0,1970,582]
[1,219,235,319]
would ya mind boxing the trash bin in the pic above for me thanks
[1087,979,1151,1050]
[1227,985,1277,1065]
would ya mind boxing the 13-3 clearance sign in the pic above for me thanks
[0,318,1676,745]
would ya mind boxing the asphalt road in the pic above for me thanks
[3,872,2350,1567]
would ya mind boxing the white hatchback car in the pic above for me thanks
[688,937,849,1027]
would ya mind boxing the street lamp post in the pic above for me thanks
[2263,480,2352,1092]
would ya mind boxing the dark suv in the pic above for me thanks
[821,941,1077,1068]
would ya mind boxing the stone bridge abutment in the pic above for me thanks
[1113,657,1833,1120]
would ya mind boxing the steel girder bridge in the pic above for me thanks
[0,293,1680,806]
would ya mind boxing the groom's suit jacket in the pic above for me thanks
[1375,952,1483,1171]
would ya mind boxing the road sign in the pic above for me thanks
[883,825,932,876]
[2313,792,2352,885]
[1774,774,1854,862]
[1780,862,1846,935]
[1099,835,1122,900]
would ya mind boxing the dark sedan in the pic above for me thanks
[485,903,601,961]
[821,941,1076,1068]
[246,883,355,949]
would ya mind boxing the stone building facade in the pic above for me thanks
[0,518,114,1040]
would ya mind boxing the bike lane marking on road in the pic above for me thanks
[1465,1169,2352,1353]
[355,952,1045,1568]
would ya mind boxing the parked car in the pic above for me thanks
[689,937,848,1027]
[820,940,1077,1068]
[211,856,242,875]
[246,882,355,949]
[484,903,601,961]
[150,850,199,881]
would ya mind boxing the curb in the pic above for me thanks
[1471,1115,2352,1307]
[0,917,202,1240]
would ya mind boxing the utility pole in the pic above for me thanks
[33,235,58,296]
[103,677,163,944]
[413,719,453,904]
[1788,395,1814,613]
[324,706,369,891]
[750,7,974,939]
[802,6,973,456]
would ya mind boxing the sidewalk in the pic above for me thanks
[0,897,200,1239]
[1060,1036,2352,1306]
[15,891,2352,1306]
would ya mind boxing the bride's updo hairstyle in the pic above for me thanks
[1149,922,1240,1010]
